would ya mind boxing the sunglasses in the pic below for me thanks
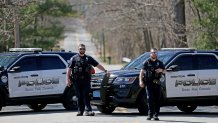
[79,48,86,50]
[151,52,157,54]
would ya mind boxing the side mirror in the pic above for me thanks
[166,65,179,71]
[0,65,4,71]
[9,66,21,72]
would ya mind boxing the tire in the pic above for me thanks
[0,94,3,111]
[27,104,47,111]
[177,105,197,113]
[137,91,148,115]
[62,87,77,110]
[97,105,116,114]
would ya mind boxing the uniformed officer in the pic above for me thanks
[139,48,165,121]
[66,43,108,116]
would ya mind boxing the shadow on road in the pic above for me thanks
[161,111,218,117]
[95,111,218,123]
[96,111,218,117]
[0,108,218,123]
[0,109,76,116]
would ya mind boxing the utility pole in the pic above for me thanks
[5,0,21,48]
[102,29,106,62]
[174,0,187,47]
[14,6,20,48]
[97,32,102,58]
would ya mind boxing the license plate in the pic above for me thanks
[93,90,100,98]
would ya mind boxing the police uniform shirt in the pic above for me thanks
[142,58,164,81]
[68,54,99,71]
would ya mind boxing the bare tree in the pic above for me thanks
[0,0,39,51]
[71,0,188,63]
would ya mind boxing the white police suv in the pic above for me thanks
[0,48,77,111]
[91,48,218,114]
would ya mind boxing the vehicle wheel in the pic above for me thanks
[62,87,77,110]
[27,104,47,111]
[97,105,115,114]
[177,105,197,113]
[0,94,3,111]
[137,91,148,115]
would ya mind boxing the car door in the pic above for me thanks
[195,54,218,96]
[165,54,198,98]
[38,55,67,95]
[8,56,41,98]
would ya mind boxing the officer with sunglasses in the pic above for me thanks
[139,48,165,121]
[67,43,108,116]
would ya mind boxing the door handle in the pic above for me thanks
[30,74,38,77]
[187,74,195,76]
[62,72,66,74]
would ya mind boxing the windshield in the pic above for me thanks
[121,52,150,70]
[121,51,176,70]
[0,54,18,68]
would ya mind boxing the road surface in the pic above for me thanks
[60,18,123,72]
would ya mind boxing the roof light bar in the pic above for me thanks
[9,48,42,52]
[161,48,196,51]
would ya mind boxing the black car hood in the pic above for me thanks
[93,69,140,78]
[109,69,140,77]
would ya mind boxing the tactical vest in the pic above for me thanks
[72,54,92,80]
[145,59,162,84]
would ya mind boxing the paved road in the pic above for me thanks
[60,18,95,56]
[1,105,218,123]
[60,18,123,72]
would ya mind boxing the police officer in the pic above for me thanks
[66,44,108,116]
[139,48,165,121]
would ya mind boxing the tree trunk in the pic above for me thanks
[143,27,151,51]
[174,0,188,47]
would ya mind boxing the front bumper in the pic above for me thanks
[91,84,137,107]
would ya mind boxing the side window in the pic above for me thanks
[60,53,75,62]
[38,56,66,70]
[196,55,218,70]
[170,55,194,70]
[14,57,37,71]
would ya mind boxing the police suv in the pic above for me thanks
[0,48,77,111]
[91,48,218,114]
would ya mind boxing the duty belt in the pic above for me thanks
[73,75,85,80]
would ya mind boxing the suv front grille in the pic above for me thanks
[91,78,102,89]
[91,82,101,89]
[91,76,116,89]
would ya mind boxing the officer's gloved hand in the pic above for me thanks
[104,70,110,77]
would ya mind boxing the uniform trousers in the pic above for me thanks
[145,82,161,117]
[73,79,92,113]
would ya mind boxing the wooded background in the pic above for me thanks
[0,0,76,51]
[71,0,218,63]
[1,0,218,63]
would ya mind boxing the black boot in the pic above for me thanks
[146,115,153,120]
[153,116,159,121]
[76,111,83,116]
[85,111,95,116]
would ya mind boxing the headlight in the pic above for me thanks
[108,74,117,83]
[113,77,136,84]
[1,75,8,83]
